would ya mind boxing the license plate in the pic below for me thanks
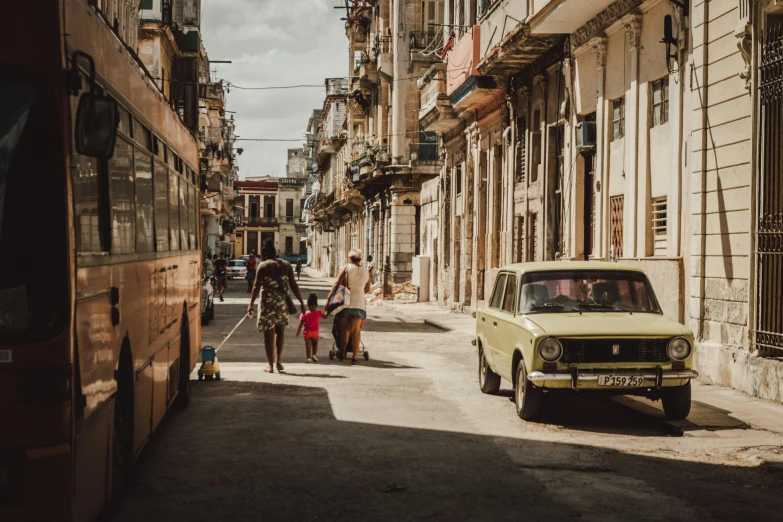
[597,375,644,387]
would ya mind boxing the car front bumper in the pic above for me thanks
[527,368,699,389]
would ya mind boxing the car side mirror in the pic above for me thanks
[75,93,118,159]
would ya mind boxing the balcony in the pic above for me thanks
[281,216,302,224]
[410,31,440,51]
[242,217,279,227]
[199,82,224,102]
[279,177,306,188]
[419,64,446,117]
[409,142,439,163]
[528,0,615,34]
[477,0,563,77]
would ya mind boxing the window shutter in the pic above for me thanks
[515,116,526,184]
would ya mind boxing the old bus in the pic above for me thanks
[0,1,202,520]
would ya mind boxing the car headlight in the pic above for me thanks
[667,337,691,361]
[538,338,563,362]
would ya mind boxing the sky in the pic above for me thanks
[200,0,347,178]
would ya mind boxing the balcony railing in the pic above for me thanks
[410,142,439,162]
[410,31,439,50]
[243,217,279,227]
[374,35,392,55]
[281,216,302,224]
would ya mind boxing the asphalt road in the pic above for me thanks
[109,272,783,522]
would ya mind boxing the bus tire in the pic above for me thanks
[109,341,135,511]
[175,309,191,410]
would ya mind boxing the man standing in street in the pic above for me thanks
[367,254,375,285]
[214,253,228,302]
[204,252,214,276]
[245,250,258,293]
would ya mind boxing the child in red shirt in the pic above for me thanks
[296,293,323,363]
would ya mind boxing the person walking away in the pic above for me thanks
[248,241,305,373]
[295,259,303,281]
[325,249,370,365]
[245,250,257,293]
[204,253,214,276]
[366,255,375,285]
[296,293,322,363]
[214,253,228,302]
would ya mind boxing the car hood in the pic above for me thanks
[524,312,688,338]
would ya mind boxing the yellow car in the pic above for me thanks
[476,262,697,421]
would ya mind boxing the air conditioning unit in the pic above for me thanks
[575,121,596,150]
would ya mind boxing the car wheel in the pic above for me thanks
[515,363,542,421]
[661,380,692,420]
[201,313,209,326]
[208,302,215,320]
[478,345,501,395]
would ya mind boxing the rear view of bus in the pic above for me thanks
[1,2,202,521]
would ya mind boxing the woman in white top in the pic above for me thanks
[326,249,370,365]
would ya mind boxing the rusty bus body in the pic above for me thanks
[0,2,201,520]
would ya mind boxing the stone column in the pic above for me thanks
[624,15,642,258]
[391,0,411,161]
[389,192,418,283]
[592,37,608,258]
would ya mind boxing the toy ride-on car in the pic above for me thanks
[198,346,221,381]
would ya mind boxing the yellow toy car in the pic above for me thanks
[197,346,221,381]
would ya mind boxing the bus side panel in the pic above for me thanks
[72,412,111,522]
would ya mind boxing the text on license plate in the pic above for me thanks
[597,375,644,387]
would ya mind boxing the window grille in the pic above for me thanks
[651,78,669,127]
[529,214,538,262]
[610,196,624,260]
[652,197,667,255]
[612,98,625,141]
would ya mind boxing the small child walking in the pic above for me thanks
[296,293,323,363]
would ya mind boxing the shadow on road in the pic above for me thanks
[109,382,783,522]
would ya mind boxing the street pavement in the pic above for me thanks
[110,270,783,522]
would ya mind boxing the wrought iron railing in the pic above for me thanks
[410,31,439,50]
[243,217,278,227]
[409,142,439,162]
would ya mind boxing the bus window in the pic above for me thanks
[109,136,135,254]
[133,119,152,152]
[189,185,197,248]
[168,172,180,250]
[154,160,169,251]
[179,177,188,248]
[134,150,154,253]
[0,83,68,340]
[72,152,103,252]
[117,105,132,137]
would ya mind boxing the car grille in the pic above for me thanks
[560,338,671,364]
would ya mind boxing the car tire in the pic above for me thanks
[208,302,215,320]
[201,313,209,326]
[661,380,691,420]
[515,363,542,421]
[478,345,501,395]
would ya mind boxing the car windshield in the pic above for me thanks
[229,260,244,267]
[519,270,661,314]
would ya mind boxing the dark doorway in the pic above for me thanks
[583,151,595,260]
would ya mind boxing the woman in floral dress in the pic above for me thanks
[248,241,305,373]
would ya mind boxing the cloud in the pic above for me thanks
[201,0,346,177]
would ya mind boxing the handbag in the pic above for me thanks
[327,268,351,315]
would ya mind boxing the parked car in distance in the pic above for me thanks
[227,259,247,279]
[476,262,697,421]
[279,254,307,265]
[202,271,215,325]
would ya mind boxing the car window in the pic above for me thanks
[502,275,517,313]
[518,269,660,314]
[489,274,507,309]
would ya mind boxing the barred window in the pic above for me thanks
[651,78,669,127]
[652,197,667,256]
[612,98,625,141]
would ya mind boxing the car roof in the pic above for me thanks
[497,261,647,276]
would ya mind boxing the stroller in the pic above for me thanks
[328,320,369,361]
